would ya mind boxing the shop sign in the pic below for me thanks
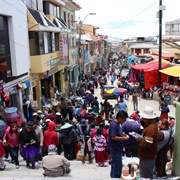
[31,73,38,81]
[59,33,69,64]
[50,58,61,68]
[48,67,58,76]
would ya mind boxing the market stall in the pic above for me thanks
[131,59,170,89]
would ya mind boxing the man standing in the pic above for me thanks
[117,95,127,112]
[135,106,158,179]
[108,111,129,178]
[122,115,141,157]
[132,91,139,111]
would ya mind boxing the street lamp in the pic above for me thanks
[76,13,96,84]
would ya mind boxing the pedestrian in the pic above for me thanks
[155,119,171,177]
[122,115,141,157]
[77,119,92,164]
[108,111,129,178]
[42,144,71,177]
[19,121,39,169]
[100,102,105,117]
[160,103,170,120]
[93,128,108,167]
[104,99,111,121]
[33,120,43,160]
[117,95,127,112]
[6,123,20,169]
[132,91,139,111]
[135,106,158,179]
[59,119,78,160]
[43,121,59,155]
[111,76,115,85]
[0,139,5,170]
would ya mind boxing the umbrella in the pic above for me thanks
[128,55,138,64]
[74,108,86,117]
[106,88,127,96]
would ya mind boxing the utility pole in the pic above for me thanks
[158,0,163,88]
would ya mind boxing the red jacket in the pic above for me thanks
[43,122,59,149]
[6,130,20,148]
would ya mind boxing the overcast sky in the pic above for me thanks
[74,0,180,39]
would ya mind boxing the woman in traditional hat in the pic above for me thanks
[19,121,39,169]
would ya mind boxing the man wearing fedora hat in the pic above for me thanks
[135,106,158,179]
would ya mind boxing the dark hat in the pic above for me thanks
[26,121,34,129]
[81,119,86,126]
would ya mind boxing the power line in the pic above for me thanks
[105,1,158,34]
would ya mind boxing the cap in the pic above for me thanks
[56,112,61,116]
[48,144,57,153]
[32,112,38,116]
[37,110,42,114]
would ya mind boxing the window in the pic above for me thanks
[68,14,70,29]
[26,0,38,10]
[29,31,44,55]
[43,2,58,16]
[0,15,12,81]
[63,11,66,24]
[71,37,75,48]
[47,32,52,53]
[144,49,149,54]
[55,33,59,51]
[71,15,74,28]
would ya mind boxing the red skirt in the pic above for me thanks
[94,150,108,163]
[0,142,4,158]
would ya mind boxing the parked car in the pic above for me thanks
[101,85,117,99]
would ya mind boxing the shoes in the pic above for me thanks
[89,161,93,164]
[4,158,9,162]
[82,161,85,164]
[26,163,30,168]
[66,168,71,174]
[42,172,46,177]
[16,165,19,169]
[0,165,6,171]
[32,164,35,169]
[9,160,15,164]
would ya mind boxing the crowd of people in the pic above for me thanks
[0,53,176,179]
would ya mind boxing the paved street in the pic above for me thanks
[0,81,176,180]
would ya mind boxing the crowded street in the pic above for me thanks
[0,76,177,179]
[1,0,180,179]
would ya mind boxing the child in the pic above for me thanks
[92,128,108,167]
[0,139,5,170]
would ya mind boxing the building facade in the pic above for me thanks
[0,1,30,117]
[166,19,180,36]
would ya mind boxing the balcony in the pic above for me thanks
[30,51,60,73]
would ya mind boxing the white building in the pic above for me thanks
[0,0,30,116]
[165,19,180,36]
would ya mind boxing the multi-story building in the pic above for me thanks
[76,24,100,74]
[26,0,80,108]
[0,1,30,117]
[62,0,81,91]
[165,19,180,36]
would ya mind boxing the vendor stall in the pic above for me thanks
[131,59,170,89]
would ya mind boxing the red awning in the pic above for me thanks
[131,59,170,71]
